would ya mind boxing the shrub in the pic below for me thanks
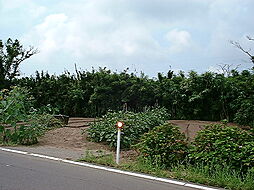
[1,114,62,145]
[87,107,168,148]
[0,87,33,123]
[189,124,254,172]
[233,98,254,128]
[135,123,188,167]
[0,87,62,145]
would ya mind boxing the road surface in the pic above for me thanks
[0,150,197,190]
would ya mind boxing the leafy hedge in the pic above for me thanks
[135,123,188,167]
[189,124,254,172]
[87,107,168,148]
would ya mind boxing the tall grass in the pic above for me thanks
[78,151,254,190]
[171,163,254,190]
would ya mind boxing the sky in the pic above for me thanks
[0,0,254,77]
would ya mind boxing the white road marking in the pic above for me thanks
[30,153,62,161]
[185,183,218,190]
[0,148,28,155]
[0,147,219,190]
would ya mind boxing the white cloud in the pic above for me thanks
[166,29,192,53]
[1,0,46,19]
[23,14,71,58]
[2,0,253,76]
[21,4,166,74]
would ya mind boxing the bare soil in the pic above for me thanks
[38,127,110,151]
[169,120,238,141]
[9,118,110,160]
[39,118,236,150]
[11,118,240,160]
[38,118,108,151]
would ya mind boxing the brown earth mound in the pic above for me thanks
[169,120,239,141]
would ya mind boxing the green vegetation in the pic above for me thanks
[0,38,37,89]
[79,151,254,190]
[1,38,254,129]
[86,118,254,189]
[171,163,254,190]
[8,68,253,129]
[0,87,62,145]
[79,150,170,178]
[1,38,254,189]
[87,107,168,148]
[0,38,253,128]
[135,123,188,167]
[189,124,254,172]
[81,150,116,167]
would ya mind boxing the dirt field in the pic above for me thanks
[38,118,109,151]
[169,120,237,141]
[8,118,237,160]
[38,118,235,150]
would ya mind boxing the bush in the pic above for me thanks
[233,98,254,128]
[189,124,254,172]
[87,107,169,148]
[135,123,188,167]
[0,87,62,145]
[0,113,62,145]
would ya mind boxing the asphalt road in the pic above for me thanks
[0,150,198,190]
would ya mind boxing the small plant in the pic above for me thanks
[189,124,254,172]
[135,123,188,168]
[220,119,228,125]
[87,107,169,148]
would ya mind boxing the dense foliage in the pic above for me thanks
[9,68,254,128]
[0,87,62,145]
[136,123,188,167]
[189,124,254,172]
[87,107,168,148]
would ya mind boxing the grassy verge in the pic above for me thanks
[78,151,254,190]
[171,164,254,190]
[78,150,170,178]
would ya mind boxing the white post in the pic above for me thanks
[116,128,121,164]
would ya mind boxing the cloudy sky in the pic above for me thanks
[1,0,254,77]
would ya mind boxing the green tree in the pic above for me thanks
[0,38,38,89]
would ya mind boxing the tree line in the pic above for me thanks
[1,38,253,127]
[8,67,253,127]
